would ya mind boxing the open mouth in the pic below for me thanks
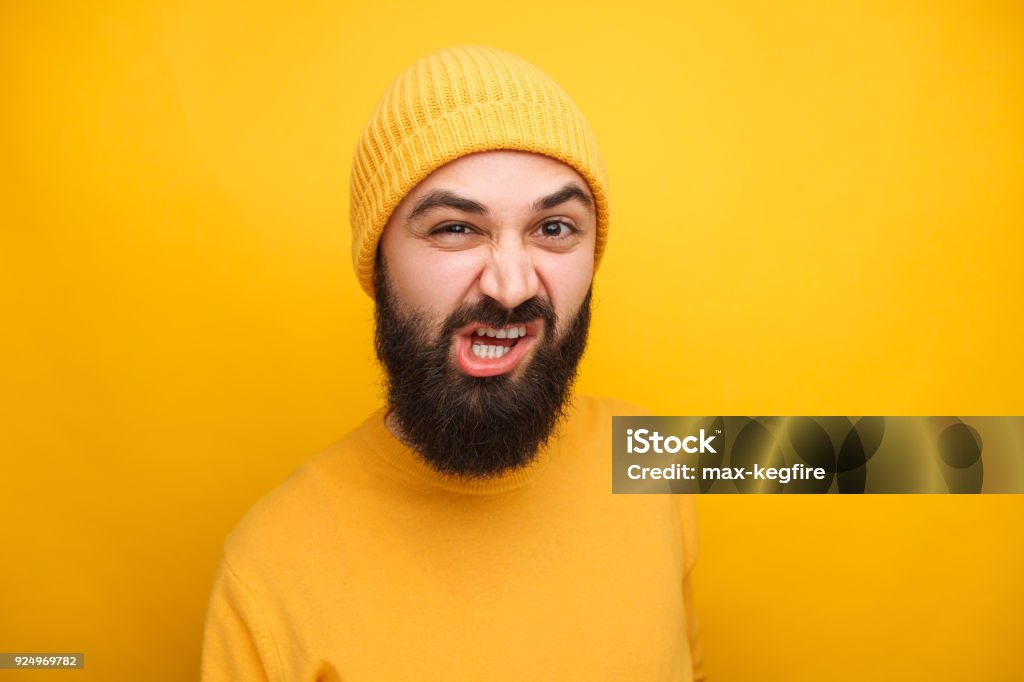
[469,324,527,359]
[455,322,541,377]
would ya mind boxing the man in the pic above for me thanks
[201,45,703,681]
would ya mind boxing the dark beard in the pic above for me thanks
[373,261,591,479]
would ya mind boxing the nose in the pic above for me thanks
[478,240,540,310]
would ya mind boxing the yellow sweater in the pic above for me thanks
[201,395,704,681]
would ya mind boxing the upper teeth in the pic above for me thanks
[474,325,527,339]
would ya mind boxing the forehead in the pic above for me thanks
[396,150,593,216]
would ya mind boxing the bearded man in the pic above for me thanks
[201,45,703,681]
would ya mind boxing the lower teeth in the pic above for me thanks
[471,344,511,360]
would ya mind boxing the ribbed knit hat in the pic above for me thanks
[349,45,609,296]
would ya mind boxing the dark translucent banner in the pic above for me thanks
[612,417,1024,493]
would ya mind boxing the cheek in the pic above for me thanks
[386,249,484,317]
[535,254,595,330]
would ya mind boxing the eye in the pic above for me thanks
[430,222,475,236]
[536,220,577,239]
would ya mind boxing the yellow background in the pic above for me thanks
[2,0,1022,679]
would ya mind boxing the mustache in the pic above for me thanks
[440,296,556,337]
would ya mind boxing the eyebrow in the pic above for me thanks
[405,182,595,224]
[407,191,488,222]
[532,183,595,214]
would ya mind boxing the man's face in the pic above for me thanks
[375,150,598,478]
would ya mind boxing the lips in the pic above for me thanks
[454,322,541,377]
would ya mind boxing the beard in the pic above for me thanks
[373,261,591,479]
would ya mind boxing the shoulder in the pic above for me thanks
[568,393,654,420]
[219,421,375,583]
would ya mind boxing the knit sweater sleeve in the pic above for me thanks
[200,555,282,682]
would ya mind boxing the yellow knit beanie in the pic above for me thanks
[349,45,609,296]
